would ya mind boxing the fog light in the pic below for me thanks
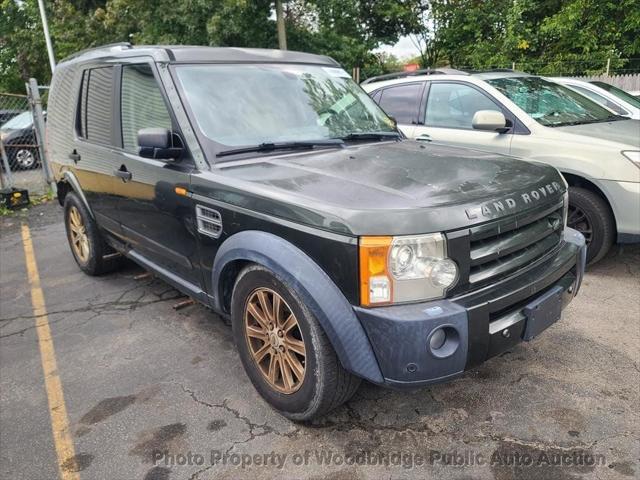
[429,328,447,350]
[427,325,460,359]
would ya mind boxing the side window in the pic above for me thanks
[370,89,382,104]
[570,85,628,115]
[77,71,89,137]
[121,64,172,153]
[84,67,115,144]
[377,83,423,124]
[425,83,500,129]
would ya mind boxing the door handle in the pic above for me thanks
[68,151,81,163]
[114,166,132,182]
[416,134,432,142]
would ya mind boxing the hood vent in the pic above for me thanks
[196,205,222,238]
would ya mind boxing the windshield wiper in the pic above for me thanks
[336,131,402,141]
[216,139,344,158]
[553,114,628,127]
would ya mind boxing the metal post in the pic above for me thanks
[605,58,611,76]
[27,79,55,192]
[0,140,14,189]
[276,0,287,50]
[37,0,56,73]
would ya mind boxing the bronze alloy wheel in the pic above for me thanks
[68,205,90,263]
[244,288,306,394]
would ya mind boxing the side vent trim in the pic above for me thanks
[196,205,222,238]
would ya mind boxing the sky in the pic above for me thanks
[375,36,420,60]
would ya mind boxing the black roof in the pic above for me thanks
[60,43,340,67]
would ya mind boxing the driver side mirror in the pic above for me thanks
[138,128,183,160]
[472,110,509,133]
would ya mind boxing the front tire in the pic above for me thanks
[231,265,361,421]
[567,187,615,264]
[63,191,122,275]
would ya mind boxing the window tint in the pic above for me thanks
[78,71,89,137]
[121,64,172,153]
[569,85,628,115]
[425,83,500,129]
[85,67,114,144]
[377,83,423,124]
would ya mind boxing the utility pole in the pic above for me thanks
[37,0,56,73]
[276,0,287,50]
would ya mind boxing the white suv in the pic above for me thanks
[362,69,640,264]
[550,77,640,120]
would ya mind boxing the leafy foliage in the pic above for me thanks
[1,0,638,93]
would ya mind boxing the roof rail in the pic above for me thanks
[466,68,530,75]
[62,42,133,62]
[361,68,468,85]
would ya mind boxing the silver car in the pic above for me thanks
[362,70,640,263]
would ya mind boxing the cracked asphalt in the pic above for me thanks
[1,201,638,480]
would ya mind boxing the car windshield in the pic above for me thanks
[591,81,640,108]
[487,76,617,127]
[1,111,33,131]
[174,64,396,148]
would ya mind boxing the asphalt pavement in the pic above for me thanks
[1,201,638,480]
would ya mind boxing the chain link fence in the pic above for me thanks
[0,80,52,200]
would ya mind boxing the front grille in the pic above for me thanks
[447,199,565,296]
[468,201,564,287]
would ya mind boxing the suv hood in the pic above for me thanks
[194,141,565,236]
[554,119,640,148]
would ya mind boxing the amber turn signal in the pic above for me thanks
[359,236,392,306]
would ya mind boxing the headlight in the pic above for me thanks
[359,233,459,306]
[622,150,640,169]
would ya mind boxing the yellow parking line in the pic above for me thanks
[21,224,79,480]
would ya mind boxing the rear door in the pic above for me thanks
[73,66,122,234]
[372,82,425,137]
[112,62,201,286]
[413,81,513,154]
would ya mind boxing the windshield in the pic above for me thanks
[174,64,395,148]
[1,111,33,131]
[487,76,616,127]
[591,81,640,108]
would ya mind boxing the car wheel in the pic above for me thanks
[63,191,122,275]
[14,148,37,169]
[231,265,361,421]
[567,187,615,264]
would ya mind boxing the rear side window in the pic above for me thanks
[120,64,172,153]
[78,66,114,144]
[377,83,423,124]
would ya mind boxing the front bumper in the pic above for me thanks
[598,179,640,242]
[354,227,586,388]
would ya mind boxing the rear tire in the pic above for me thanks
[63,191,122,275]
[567,187,615,264]
[231,265,361,421]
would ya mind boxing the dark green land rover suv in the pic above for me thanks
[48,44,586,420]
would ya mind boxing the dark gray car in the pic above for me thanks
[47,44,586,420]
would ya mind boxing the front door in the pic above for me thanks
[412,81,513,155]
[113,63,201,286]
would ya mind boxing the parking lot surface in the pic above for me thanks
[1,201,638,480]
